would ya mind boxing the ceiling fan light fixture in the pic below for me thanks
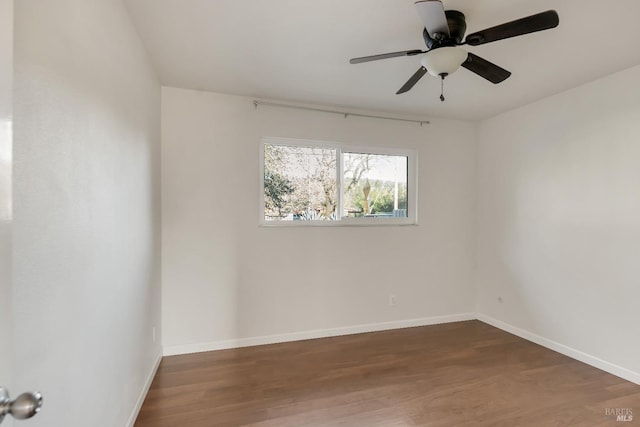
[420,46,468,77]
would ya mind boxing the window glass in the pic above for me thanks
[264,144,337,221]
[343,153,408,219]
[262,140,415,225]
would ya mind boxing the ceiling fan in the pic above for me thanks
[350,1,559,101]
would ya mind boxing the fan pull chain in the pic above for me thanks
[440,74,446,102]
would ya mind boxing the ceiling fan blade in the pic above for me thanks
[461,53,511,84]
[415,0,450,39]
[350,50,426,64]
[396,67,428,94]
[465,10,559,46]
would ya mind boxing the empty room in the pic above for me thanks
[1,0,639,426]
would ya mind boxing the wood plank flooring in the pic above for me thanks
[135,321,639,426]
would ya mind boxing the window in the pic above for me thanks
[261,138,417,225]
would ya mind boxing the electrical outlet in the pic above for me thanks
[389,294,397,306]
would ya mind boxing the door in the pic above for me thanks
[1,3,43,424]
[0,0,14,424]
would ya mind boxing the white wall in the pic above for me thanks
[476,64,640,381]
[162,87,477,352]
[0,0,13,409]
[12,1,161,426]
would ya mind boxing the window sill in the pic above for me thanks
[259,220,418,228]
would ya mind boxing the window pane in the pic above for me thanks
[264,144,337,221]
[343,153,408,218]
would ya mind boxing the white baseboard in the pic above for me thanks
[162,312,476,356]
[477,313,640,385]
[126,348,163,427]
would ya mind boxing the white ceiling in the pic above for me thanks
[125,0,640,121]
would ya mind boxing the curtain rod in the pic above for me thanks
[253,100,430,126]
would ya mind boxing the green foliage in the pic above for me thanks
[264,171,295,216]
[264,145,295,217]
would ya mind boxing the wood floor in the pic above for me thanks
[135,321,639,426]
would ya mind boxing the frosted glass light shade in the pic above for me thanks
[421,47,468,77]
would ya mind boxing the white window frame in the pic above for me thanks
[260,137,418,226]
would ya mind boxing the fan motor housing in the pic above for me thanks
[423,10,466,48]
